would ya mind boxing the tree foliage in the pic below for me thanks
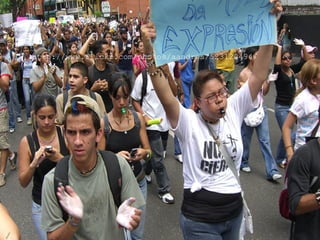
[0,0,27,21]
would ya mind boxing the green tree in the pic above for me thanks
[0,0,27,21]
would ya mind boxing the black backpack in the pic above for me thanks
[54,150,122,221]
[140,69,148,106]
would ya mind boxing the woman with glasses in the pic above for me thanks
[139,5,282,238]
[272,44,304,168]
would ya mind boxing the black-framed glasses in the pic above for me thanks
[201,87,229,104]
[282,56,292,61]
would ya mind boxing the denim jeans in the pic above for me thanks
[8,79,21,129]
[32,201,47,240]
[145,130,171,194]
[174,134,182,155]
[181,80,192,108]
[22,78,32,118]
[241,106,280,178]
[274,103,295,164]
[180,209,243,240]
[129,178,147,240]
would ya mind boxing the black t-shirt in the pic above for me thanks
[87,63,119,113]
[287,139,320,240]
[273,64,296,106]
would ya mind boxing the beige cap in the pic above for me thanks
[64,94,101,118]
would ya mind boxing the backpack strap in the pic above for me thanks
[26,131,40,160]
[99,150,122,208]
[140,69,148,106]
[131,110,140,129]
[54,151,122,222]
[54,156,70,222]
[89,90,97,101]
[62,89,68,113]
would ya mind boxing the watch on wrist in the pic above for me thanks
[69,216,81,228]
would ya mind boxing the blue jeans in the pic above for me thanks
[274,103,295,164]
[8,79,21,129]
[181,80,192,108]
[180,209,243,240]
[32,201,47,240]
[241,107,280,179]
[22,78,32,118]
[145,130,171,194]
[174,134,182,155]
[130,178,147,240]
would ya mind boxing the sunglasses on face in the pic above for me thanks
[282,56,292,61]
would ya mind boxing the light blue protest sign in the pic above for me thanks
[151,0,277,66]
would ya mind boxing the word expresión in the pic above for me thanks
[161,15,274,55]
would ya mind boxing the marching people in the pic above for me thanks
[139,1,282,238]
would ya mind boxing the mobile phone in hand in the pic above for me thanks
[130,148,138,158]
[45,146,53,153]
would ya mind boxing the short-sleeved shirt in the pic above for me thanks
[289,88,320,150]
[30,65,60,98]
[41,152,145,240]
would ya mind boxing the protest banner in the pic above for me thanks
[13,20,42,47]
[150,0,277,66]
[0,13,13,28]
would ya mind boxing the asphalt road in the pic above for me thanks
[0,62,292,240]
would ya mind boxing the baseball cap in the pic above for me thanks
[301,45,318,58]
[119,26,128,34]
[64,94,101,118]
[35,47,48,58]
[0,39,7,45]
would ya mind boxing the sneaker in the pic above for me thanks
[174,154,183,163]
[159,192,175,204]
[27,117,32,126]
[0,173,6,187]
[241,166,251,173]
[163,150,167,159]
[17,117,23,123]
[8,152,17,171]
[272,173,282,181]
[145,174,152,184]
[9,128,15,134]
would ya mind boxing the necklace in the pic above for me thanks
[201,114,221,145]
[79,160,97,175]
[112,110,130,134]
[38,131,57,145]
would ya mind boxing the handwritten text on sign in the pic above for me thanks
[151,0,277,66]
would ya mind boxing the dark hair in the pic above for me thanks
[33,93,57,114]
[64,97,101,133]
[192,70,224,98]
[91,40,108,55]
[281,50,292,59]
[109,73,132,98]
[70,62,88,78]
[242,46,259,67]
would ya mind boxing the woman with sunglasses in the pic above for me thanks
[271,44,305,168]
[139,4,282,239]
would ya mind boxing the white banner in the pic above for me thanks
[12,20,42,47]
[0,13,13,28]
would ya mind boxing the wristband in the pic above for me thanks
[69,216,81,228]
[315,190,320,205]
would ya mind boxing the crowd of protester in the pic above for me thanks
[0,3,320,239]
